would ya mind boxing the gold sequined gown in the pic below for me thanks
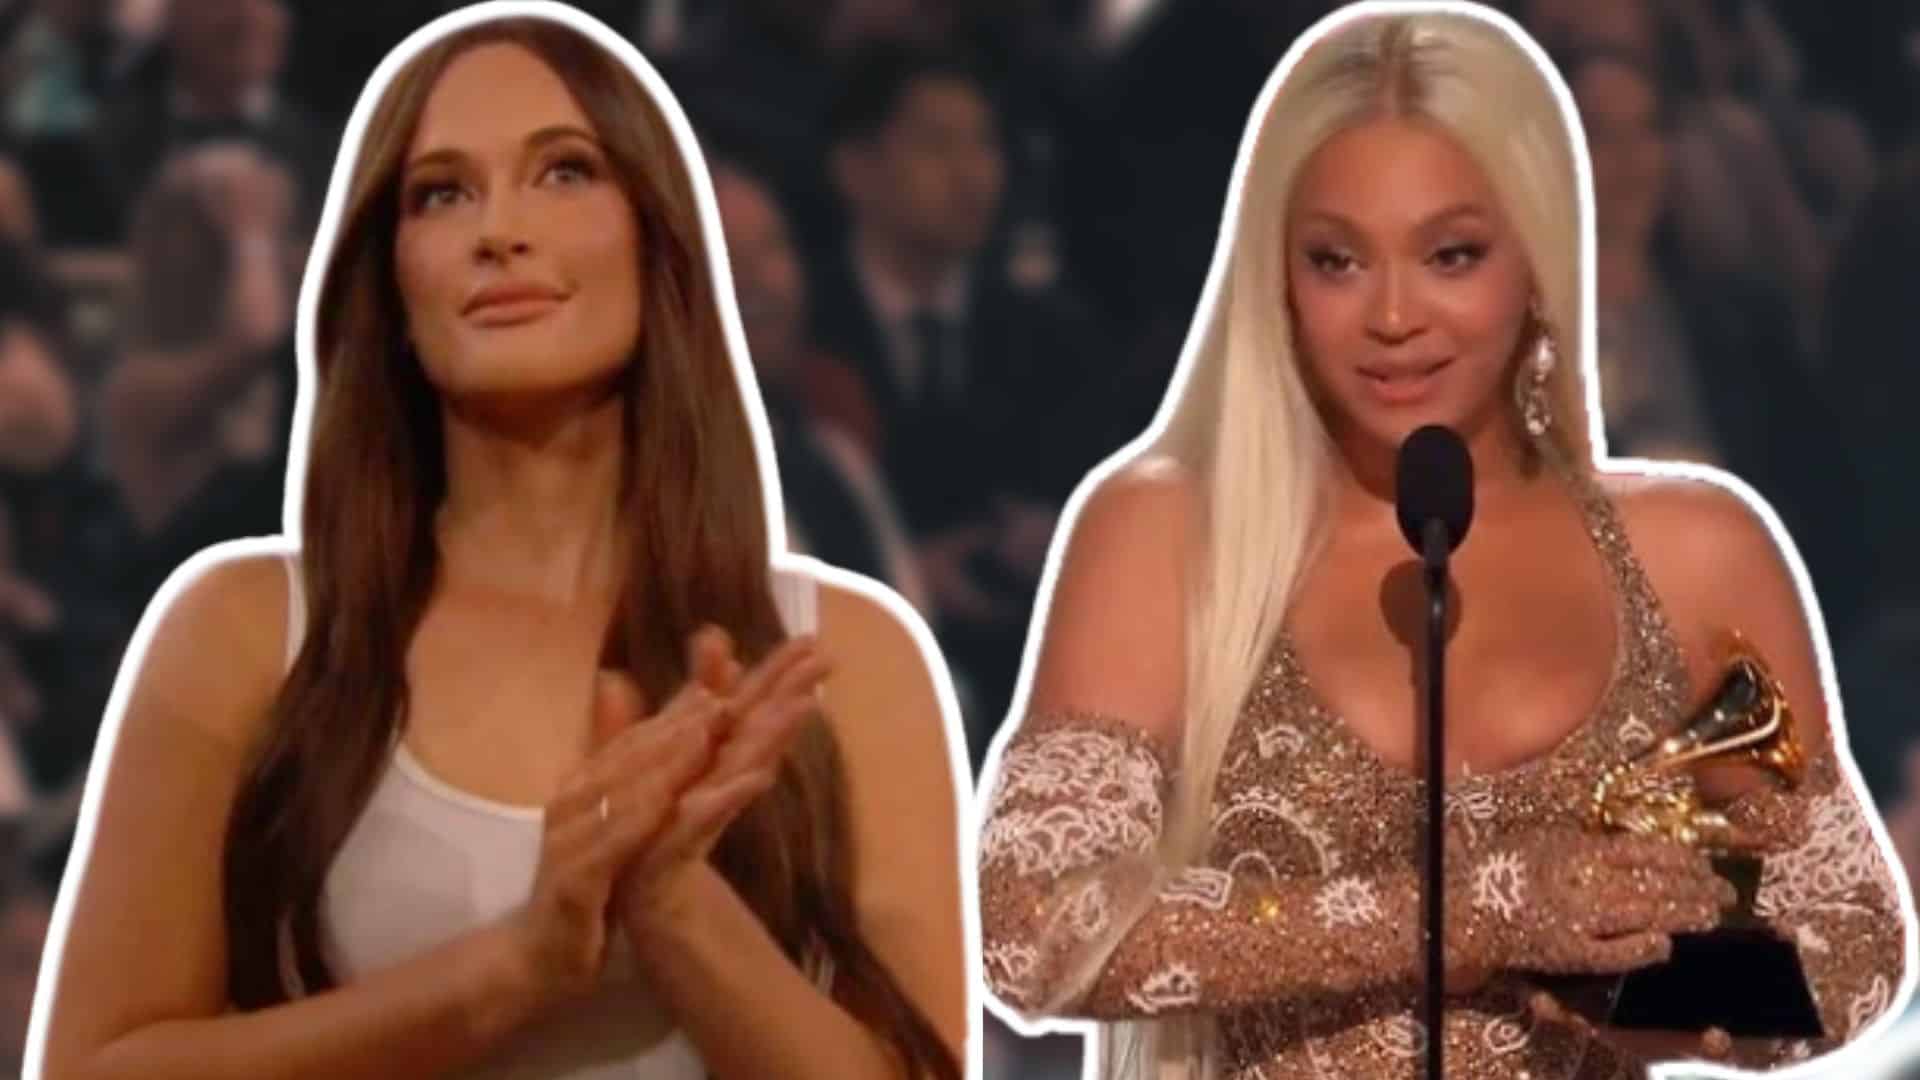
[979,470,1911,1078]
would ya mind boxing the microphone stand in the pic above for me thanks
[1421,517,1450,1080]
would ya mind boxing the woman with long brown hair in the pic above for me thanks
[28,4,968,1078]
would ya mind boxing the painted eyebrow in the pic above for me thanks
[1296,202,1491,231]
[404,124,602,175]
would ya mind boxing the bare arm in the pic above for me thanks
[627,583,968,1078]
[30,549,549,1080]
[825,583,968,1059]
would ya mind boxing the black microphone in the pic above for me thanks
[1395,424,1474,573]
[1393,424,1474,1080]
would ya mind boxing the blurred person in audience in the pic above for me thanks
[712,159,929,615]
[1696,0,1880,248]
[1053,0,1347,500]
[0,244,75,480]
[91,141,296,632]
[1568,46,1871,640]
[1523,0,1657,62]
[847,0,1104,425]
[1570,50,1717,466]
[1648,2,1828,337]
[1057,0,1330,340]
[0,143,298,849]
[0,314,69,663]
[817,41,1111,756]
[0,233,71,894]
[276,1,673,139]
[277,1,458,129]
[0,0,136,244]
[3,142,295,816]
[32,12,965,1078]
[664,0,848,260]
[1769,1,1920,153]
[271,1,442,137]
[0,232,76,608]
[0,500,50,825]
[98,0,329,234]
[1525,0,1828,339]
[1821,141,1920,806]
[0,153,40,247]
[668,0,1000,259]
[0,0,130,137]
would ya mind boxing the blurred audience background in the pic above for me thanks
[0,1,1916,1076]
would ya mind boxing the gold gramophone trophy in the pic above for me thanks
[1542,630,1824,1038]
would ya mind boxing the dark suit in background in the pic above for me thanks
[809,240,1110,757]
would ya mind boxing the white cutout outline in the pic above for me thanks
[21,3,983,1078]
[966,2,1920,1078]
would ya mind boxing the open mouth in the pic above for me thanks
[1359,357,1451,383]
[1357,357,1453,404]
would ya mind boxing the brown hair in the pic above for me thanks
[220,17,957,1078]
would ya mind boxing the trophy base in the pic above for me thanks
[1538,928,1824,1039]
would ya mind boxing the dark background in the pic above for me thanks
[0,0,1916,1075]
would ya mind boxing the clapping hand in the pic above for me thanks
[511,673,726,1012]
[602,627,832,934]
[507,627,829,1015]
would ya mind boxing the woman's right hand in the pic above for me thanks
[507,677,726,1013]
[1450,826,1739,977]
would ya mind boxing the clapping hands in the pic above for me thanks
[603,627,831,930]
[510,625,829,1014]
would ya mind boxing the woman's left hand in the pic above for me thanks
[1528,989,1743,1065]
[606,627,831,937]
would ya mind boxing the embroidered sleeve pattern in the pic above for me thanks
[1709,743,1914,1069]
[978,711,1444,1022]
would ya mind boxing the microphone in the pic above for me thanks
[1395,424,1475,572]
[1393,424,1474,1080]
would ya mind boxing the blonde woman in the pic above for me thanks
[976,3,1913,1077]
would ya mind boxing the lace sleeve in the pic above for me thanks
[978,711,1439,1022]
[1707,741,1915,1069]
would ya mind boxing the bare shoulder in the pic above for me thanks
[1596,467,1831,754]
[1072,454,1200,556]
[1022,454,1197,736]
[122,542,293,756]
[816,578,935,684]
[815,577,955,760]
[1597,467,1798,601]
[1597,466,1765,525]
[811,574,967,1053]
[35,543,291,1064]
[1049,453,1200,598]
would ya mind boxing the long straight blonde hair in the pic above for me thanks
[1097,3,1599,1074]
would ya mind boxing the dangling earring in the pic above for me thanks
[1518,302,1556,438]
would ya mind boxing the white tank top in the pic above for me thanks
[276,551,819,1078]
